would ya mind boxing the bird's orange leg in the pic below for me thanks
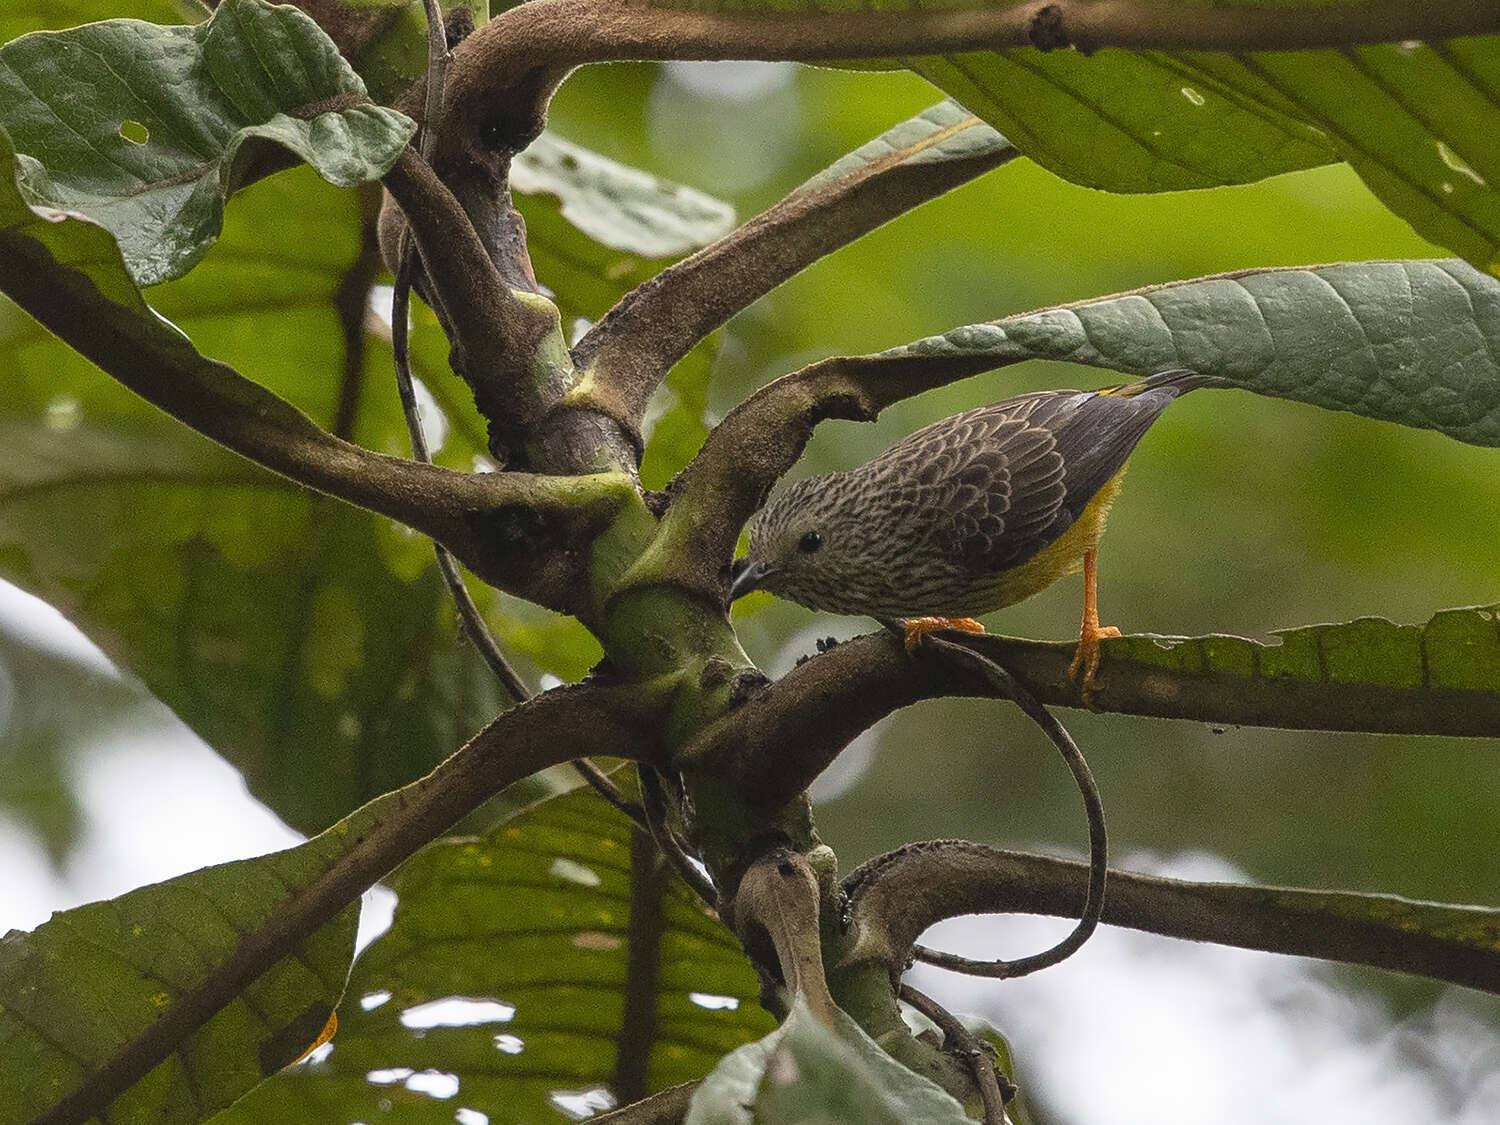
[1067,547,1121,696]
[903,616,986,653]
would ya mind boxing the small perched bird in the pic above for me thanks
[729,369,1217,693]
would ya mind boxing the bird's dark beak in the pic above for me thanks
[729,558,775,601]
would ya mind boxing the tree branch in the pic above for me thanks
[330,183,384,442]
[574,104,1019,429]
[440,0,1500,160]
[591,1081,699,1125]
[35,681,666,1125]
[679,629,1499,812]
[841,841,1500,994]
[381,147,563,462]
[899,984,1013,1125]
[730,848,839,1025]
[0,228,633,614]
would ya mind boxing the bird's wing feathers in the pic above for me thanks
[869,385,1182,576]
[872,406,1069,574]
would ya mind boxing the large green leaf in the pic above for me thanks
[0,0,414,286]
[214,786,773,1124]
[876,259,1500,447]
[0,140,512,832]
[686,996,971,1125]
[0,825,360,1125]
[919,36,1500,270]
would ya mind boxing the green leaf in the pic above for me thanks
[640,336,721,491]
[686,996,971,1125]
[1115,604,1500,695]
[878,259,1500,447]
[909,48,1334,193]
[0,151,513,832]
[970,604,1500,735]
[920,36,1500,270]
[513,132,735,260]
[512,137,735,330]
[0,0,414,285]
[792,96,1014,199]
[214,786,773,1124]
[0,827,360,1125]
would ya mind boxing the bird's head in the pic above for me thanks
[729,473,870,612]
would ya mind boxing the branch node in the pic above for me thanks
[1028,3,1071,50]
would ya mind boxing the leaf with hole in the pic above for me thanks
[0,0,414,285]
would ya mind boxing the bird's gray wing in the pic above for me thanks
[872,404,1069,575]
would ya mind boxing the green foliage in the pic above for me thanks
[0,2,1498,1124]
[686,997,970,1124]
[216,787,773,1124]
[0,153,513,831]
[0,0,414,285]
[0,831,359,1125]
[877,259,1500,447]
[1116,604,1500,693]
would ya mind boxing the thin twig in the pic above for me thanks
[913,633,1107,978]
[641,765,719,906]
[899,984,1013,1125]
[390,0,645,825]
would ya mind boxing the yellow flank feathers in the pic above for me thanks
[980,466,1127,610]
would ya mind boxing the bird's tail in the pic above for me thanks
[1100,368,1223,399]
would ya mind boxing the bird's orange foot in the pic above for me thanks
[902,616,986,653]
[1068,624,1122,699]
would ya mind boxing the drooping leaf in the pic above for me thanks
[685,996,971,1125]
[0,0,414,286]
[918,34,1500,271]
[875,259,1500,448]
[513,132,735,260]
[213,786,773,1124]
[0,824,361,1125]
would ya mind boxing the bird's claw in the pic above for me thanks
[902,616,986,653]
[1068,624,1121,703]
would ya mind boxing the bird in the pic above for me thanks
[728,368,1218,695]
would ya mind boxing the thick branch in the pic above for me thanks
[382,148,562,459]
[441,0,1500,156]
[842,841,1500,994]
[37,682,665,1125]
[731,848,839,1025]
[575,107,1019,428]
[679,630,1499,810]
[0,229,631,614]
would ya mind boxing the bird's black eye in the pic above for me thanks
[798,530,822,553]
